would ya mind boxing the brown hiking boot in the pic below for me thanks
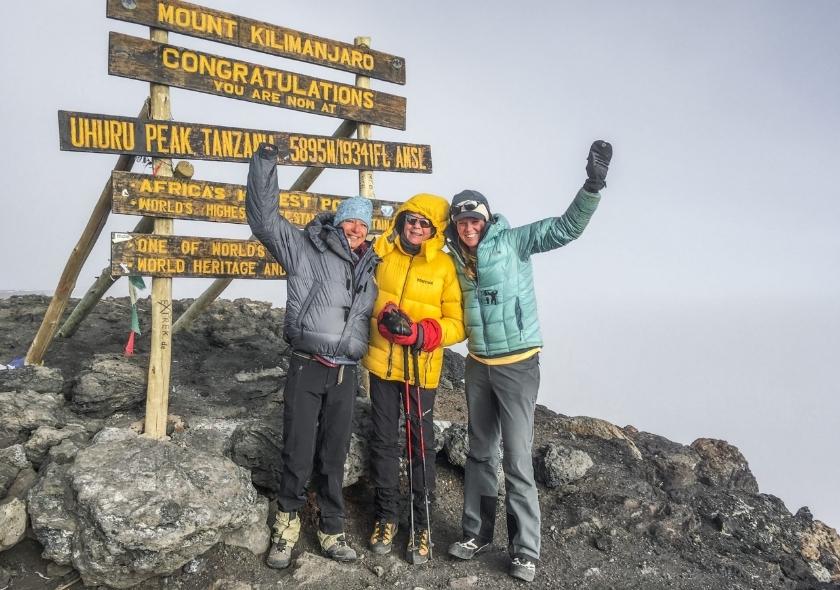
[265,511,300,569]
[369,521,398,555]
[407,528,431,565]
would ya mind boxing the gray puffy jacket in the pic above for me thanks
[246,146,379,361]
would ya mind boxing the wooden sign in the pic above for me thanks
[111,233,286,279]
[108,32,407,130]
[106,0,406,84]
[111,171,400,233]
[58,111,432,172]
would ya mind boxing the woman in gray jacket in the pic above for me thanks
[246,142,379,570]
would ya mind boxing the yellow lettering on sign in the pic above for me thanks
[209,241,266,257]
[262,262,285,277]
[69,116,135,151]
[137,257,184,273]
[191,259,259,276]
[144,124,194,156]
[157,3,236,38]
[135,237,169,254]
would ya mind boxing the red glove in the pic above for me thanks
[415,318,442,352]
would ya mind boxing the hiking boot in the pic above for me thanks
[369,521,398,555]
[265,511,300,569]
[318,531,357,563]
[510,554,537,582]
[407,528,432,565]
[447,536,490,560]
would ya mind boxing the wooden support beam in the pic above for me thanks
[171,119,357,334]
[25,100,149,365]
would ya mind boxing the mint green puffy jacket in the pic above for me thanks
[445,189,600,357]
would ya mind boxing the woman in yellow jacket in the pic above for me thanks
[364,193,465,564]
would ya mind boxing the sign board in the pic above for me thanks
[111,171,400,233]
[58,111,432,172]
[111,233,286,279]
[109,32,407,129]
[106,0,406,84]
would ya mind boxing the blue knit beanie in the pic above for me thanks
[333,196,373,228]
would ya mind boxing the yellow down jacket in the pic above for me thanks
[363,193,465,388]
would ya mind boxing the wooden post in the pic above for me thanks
[171,119,358,334]
[58,162,195,338]
[25,100,149,365]
[144,27,174,440]
[355,36,374,397]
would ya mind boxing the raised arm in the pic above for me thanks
[509,140,612,256]
[245,143,303,270]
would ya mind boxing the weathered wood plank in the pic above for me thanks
[108,32,407,130]
[111,233,287,280]
[58,111,432,172]
[106,0,406,84]
[111,171,400,234]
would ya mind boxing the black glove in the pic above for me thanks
[583,140,613,193]
[258,142,278,160]
[379,306,413,336]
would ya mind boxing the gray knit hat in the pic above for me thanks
[334,196,373,228]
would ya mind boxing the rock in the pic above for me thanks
[70,353,146,417]
[229,417,284,494]
[182,556,207,574]
[234,365,287,383]
[0,365,63,394]
[534,442,593,488]
[449,574,479,588]
[24,424,88,467]
[635,432,700,491]
[0,498,27,551]
[46,438,86,466]
[433,420,451,452]
[0,445,29,496]
[0,565,10,587]
[690,438,759,493]
[562,416,643,461]
[292,551,348,584]
[799,520,840,582]
[223,495,270,555]
[27,433,266,588]
[91,426,137,445]
[171,416,243,456]
[0,390,63,448]
[210,581,253,590]
[443,423,468,468]
[6,467,37,500]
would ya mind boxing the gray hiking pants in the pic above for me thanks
[462,353,541,560]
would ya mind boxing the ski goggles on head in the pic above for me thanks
[450,200,489,221]
[404,213,433,229]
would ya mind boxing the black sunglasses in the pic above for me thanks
[405,214,433,229]
[451,200,483,215]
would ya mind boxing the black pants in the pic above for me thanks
[276,353,356,534]
[369,373,436,528]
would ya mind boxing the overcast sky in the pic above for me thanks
[1,1,838,527]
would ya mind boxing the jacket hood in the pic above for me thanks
[374,193,450,261]
[306,212,352,260]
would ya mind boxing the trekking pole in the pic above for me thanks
[402,345,417,552]
[412,347,434,559]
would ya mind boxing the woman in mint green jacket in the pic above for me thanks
[444,141,613,583]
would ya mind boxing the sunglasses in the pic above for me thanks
[452,200,481,213]
[405,214,433,229]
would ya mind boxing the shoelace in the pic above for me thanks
[379,524,394,543]
[512,557,535,570]
[459,538,480,550]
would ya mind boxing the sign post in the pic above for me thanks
[144,26,174,440]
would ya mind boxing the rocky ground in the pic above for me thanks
[1,294,839,590]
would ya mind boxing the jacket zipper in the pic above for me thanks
[385,254,415,380]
